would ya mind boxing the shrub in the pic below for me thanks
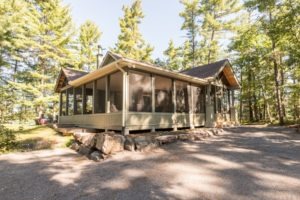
[0,125,17,152]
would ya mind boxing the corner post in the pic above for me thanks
[105,76,110,113]
[151,75,156,132]
[172,80,177,131]
[59,92,62,116]
[122,70,129,135]
[205,83,215,127]
[189,84,195,130]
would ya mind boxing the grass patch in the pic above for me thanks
[1,124,72,154]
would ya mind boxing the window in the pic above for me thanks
[61,91,67,116]
[74,86,83,115]
[155,76,173,112]
[84,82,93,114]
[176,81,189,113]
[192,85,205,113]
[67,88,74,115]
[129,71,152,112]
[95,77,106,113]
[110,72,122,112]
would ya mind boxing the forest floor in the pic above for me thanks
[2,124,72,153]
[0,125,299,200]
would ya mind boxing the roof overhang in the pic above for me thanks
[208,60,240,89]
[69,56,208,88]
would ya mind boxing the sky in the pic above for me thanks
[63,0,186,59]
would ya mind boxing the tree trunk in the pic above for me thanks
[269,12,284,125]
[207,29,215,64]
[239,67,243,122]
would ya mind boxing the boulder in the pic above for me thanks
[73,132,96,148]
[70,141,81,151]
[89,150,103,162]
[156,135,177,145]
[134,136,158,152]
[78,145,92,155]
[95,132,125,155]
[178,134,194,141]
[124,137,135,151]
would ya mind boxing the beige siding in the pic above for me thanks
[125,112,205,130]
[59,113,122,130]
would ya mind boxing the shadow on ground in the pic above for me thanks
[0,126,299,200]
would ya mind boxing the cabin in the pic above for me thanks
[55,51,240,135]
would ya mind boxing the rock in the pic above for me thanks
[95,132,125,155]
[178,134,194,141]
[73,132,96,148]
[134,136,158,152]
[78,145,92,155]
[70,141,80,151]
[156,135,177,145]
[124,137,135,151]
[193,133,203,141]
[89,150,103,162]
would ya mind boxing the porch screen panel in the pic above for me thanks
[67,88,74,115]
[176,81,189,113]
[216,86,222,113]
[74,86,83,114]
[155,76,173,112]
[129,71,152,112]
[84,82,93,114]
[192,86,205,113]
[61,91,67,116]
[223,88,229,112]
[110,72,122,112]
[95,77,106,113]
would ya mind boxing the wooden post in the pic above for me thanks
[122,71,129,135]
[173,79,177,131]
[73,87,76,115]
[151,75,155,132]
[189,84,194,129]
[231,89,235,107]
[59,92,62,116]
[228,89,231,110]
[66,89,69,116]
[105,76,110,113]
[82,85,86,114]
[92,81,96,114]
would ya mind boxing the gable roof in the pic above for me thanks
[54,68,88,92]
[181,59,240,89]
[55,51,240,92]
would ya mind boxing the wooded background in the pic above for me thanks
[0,0,299,125]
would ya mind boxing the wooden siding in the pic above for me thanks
[125,112,205,130]
[58,113,123,130]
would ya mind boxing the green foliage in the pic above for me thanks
[231,0,300,124]
[78,20,102,71]
[0,125,16,152]
[114,0,154,61]
[179,0,200,67]
[164,40,181,70]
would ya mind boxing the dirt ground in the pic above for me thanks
[0,125,299,200]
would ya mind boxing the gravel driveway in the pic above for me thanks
[0,126,300,200]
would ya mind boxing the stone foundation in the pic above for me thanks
[70,128,224,162]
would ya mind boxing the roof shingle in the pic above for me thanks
[180,59,229,79]
[62,68,88,82]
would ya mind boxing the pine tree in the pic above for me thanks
[199,0,241,64]
[179,0,200,67]
[244,0,285,124]
[78,20,102,71]
[163,40,181,70]
[7,0,75,119]
[114,0,153,61]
